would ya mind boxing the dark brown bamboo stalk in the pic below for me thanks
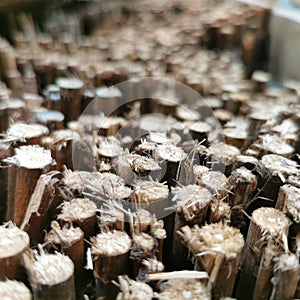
[20,171,61,244]
[170,185,213,269]
[91,230,132,300]
[0,222,29,281]
[5,145,54,227]
[56,77,83,124]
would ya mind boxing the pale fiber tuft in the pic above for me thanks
[0,280,31,300]
[91,230,131,256]
[30,253,74,286]
[0,225,29,258]
[6,145,53,169]
[7,123,49,140]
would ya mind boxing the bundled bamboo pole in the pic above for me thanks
[0,280,32,300]
[0,223,29,281]
[178,222,244,300]
[5,145,54,227]
[25,249,76,300]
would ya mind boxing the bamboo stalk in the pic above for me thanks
[170,185,213,269]
[178,222,244,300]
[20,171,61,244]
[237,207,291,300]
[0,280,32,300]
[91,230,132,300]
[115,275,154,300]
[56,77,84,125]
[25,249,76,300]
[158,278,210,300]
[0,222,29,281]
[270,253,299,300]
[5,145,54,226]
[6,123,49,146]
[58,197,97,239]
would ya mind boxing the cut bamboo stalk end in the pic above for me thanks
[58,198,97,238]
[158,278,211,300]
[237,207,291,300]
[115,275,154,300]
[0,280,32,300]
[91,230,132,283]
[5,145,54,226]
[178,222,244,300]
[6,123,49,146]
[25,250,76,300]
[270,253,299,300]
[0,223,29,281]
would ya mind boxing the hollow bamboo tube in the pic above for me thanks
[0,280,32,300]
[0,223,30,281]
[5,145,54,227]
[237,207,290,300]
[25,250,76,300]
[178,222,244,300]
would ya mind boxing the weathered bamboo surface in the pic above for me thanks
[0,0,299,300]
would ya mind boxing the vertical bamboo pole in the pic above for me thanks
[5,145,54,227]
[237,207,290,300]
[25,249,76,300]
[0,223,29,281]
[178,222,244,300]
[91,230,132,300]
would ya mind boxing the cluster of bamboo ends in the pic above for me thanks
[0,0,299,299]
